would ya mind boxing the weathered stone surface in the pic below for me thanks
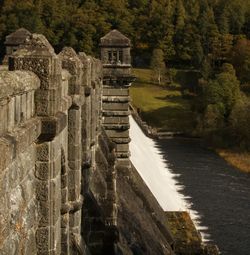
[36,227,49,253]
[23,229,37,255]
[103,88,129,96]
[0,70,40,100]
[0,136,14,171]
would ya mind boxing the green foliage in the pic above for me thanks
[131,68,195,132]
[230,38,250,85]
[0,0,249,71]
[203,63,240,119]
[150,48,167,85]
[229,98,250,149]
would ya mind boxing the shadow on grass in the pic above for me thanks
[155,95,183,101]
[140,105,195,132]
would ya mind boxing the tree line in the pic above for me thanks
[0,0,249,66]
[0,0,249,149]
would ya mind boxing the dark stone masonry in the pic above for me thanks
[0,28,218,255]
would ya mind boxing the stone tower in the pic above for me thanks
[100,30,135,167]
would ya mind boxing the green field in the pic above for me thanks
[130,68,195,132]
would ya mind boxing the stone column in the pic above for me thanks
[59,47,84,252]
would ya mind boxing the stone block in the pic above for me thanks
[61,188,68,204]
[51,136,62,160]
[102,110,129,117]
[9,185,23,226]
[68,188,78,202]
[26,91,32,119]
[15,130,30,155]
[36,143,50,162]
[0,194,10,246]
[68,145,81,161]
[36,227,49,253]
[21,93,27,121]
[50,177,61,224]
[35,90,61,116]
[61,227,69,244]
[31,91,35,117]
[37,201,49,226]
[61,175,68,189]
[49,219,61,253]
[103,88,129,96]
[102,102,129,111]
[0,137,14,171]
[23,199,38,230]
[61,213,69,228]
[68,128,80,146]
[68,170,81,191]
[14,94,21,124]
[51,154,61,179]
[26,118,42,145]
[69,210,81,230]
[35,161,49,180]
[35,88,60,102]
[7,161,21,190]
[39,112,67,141]
[116,143,129,152]
[0,100,7,134]
[21,173,34,203]
[35,180,49,201]
[103,116,129,125]
[105,130,129,138]
[68,160,81,172]
[0,233,19,255]
[23,229,37,255]
[68,108,81,127]
[7,97,15,132]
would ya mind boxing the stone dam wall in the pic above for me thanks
[0,31,218,255]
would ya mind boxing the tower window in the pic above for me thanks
[113,51,117,63]
[119,51,123,63]
[108,51,112,62]
[107,50,123,64]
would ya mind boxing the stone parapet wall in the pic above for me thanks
[0,30,120,254]
[0,70,39,135]
[0,70,41,254]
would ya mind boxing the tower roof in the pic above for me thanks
[5,28,31,45]
[100,30,130,47]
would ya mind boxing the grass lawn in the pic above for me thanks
[217,149,250,173]
[130,68,195,132]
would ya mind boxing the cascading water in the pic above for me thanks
[129,116,209,240]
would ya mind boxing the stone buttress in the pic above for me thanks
[9,34,71,254]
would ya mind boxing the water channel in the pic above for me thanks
[130,116,250,255]
[157,138,250,255]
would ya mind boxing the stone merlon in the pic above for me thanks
[0,70,40,99]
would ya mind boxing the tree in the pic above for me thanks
[229,98,250,149]
[150,48,167,85]
[230,38,250,84]
[203,63,240,119]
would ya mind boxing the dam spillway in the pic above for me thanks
[129,116,209,239]
[129,116,187,211]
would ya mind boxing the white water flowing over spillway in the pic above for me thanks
[129,116,209,240]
